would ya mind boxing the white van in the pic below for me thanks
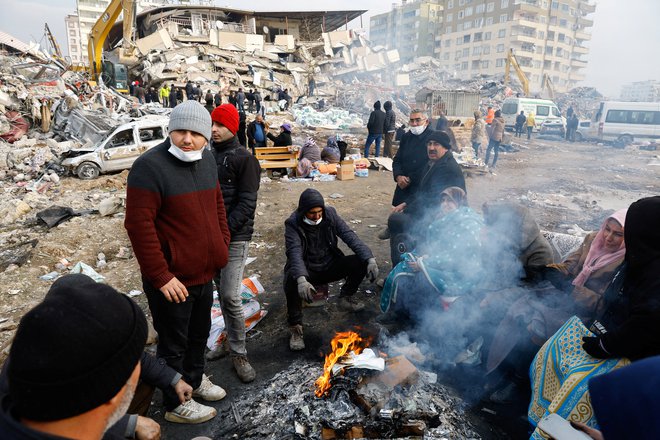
[61,116,170,179]
[586,101,660,145]
[501,97,564,131]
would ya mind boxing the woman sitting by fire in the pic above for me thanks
[484,208,627,403]
[528,197,660,439]
[380,187,484,321]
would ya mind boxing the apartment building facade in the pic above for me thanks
[64,14,83,65]
[369,0,595,93]
[370,0,444,62]
[620,80,660,102]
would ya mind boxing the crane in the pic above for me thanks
[44,23,66,65]
[541,73,555,100]
[87,0,138,93]
[504,49,530,97]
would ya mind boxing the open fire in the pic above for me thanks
[315,330,372,397]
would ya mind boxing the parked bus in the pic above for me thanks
[501,97,563,131]
[586,101,660,145]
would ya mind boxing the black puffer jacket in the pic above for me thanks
[284,189,373,279]
[211,136,261,241]
[367,109,386,135]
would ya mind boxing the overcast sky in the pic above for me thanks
[2,0,658,97]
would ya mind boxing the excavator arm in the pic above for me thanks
[541,73,555,100]
[44,23,64,61]
[87,0,136,84]
[504,49,530,96]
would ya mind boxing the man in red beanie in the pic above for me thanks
[208,104,262,383]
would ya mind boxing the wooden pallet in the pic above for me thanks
[255,146,298,169]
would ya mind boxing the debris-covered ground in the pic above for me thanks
[1,24,658,439]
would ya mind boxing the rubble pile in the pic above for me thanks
[555,86,603,117]
[214,360,480,439]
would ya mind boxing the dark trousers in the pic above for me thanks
[485,139,500,167]
[515,124,524,137]
[284,255,367,326]
[144,279,213,410]
[388,211,414,266]
[526,126,533,140]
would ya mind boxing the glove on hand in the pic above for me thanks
[582,336,611,359]
[366,258,379,282]
[297,277,316,303]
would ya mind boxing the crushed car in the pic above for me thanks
[59,115,169,179]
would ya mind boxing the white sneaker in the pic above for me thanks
[164,399,217,424]
[192,374,226,401]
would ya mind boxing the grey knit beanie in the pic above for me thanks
[168,100,212,142]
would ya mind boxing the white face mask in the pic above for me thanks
[409,125,426,136]
[303,216,323,226]
[168,145,204,162]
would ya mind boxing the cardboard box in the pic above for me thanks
[336,160,355,181]
[368,355,419,389]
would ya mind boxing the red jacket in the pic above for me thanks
[125,140,230,288]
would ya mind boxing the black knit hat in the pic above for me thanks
[427,130,452,149]
[8,274,148,421]
[297,188,325,214]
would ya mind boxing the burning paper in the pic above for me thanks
[330,348,385,376]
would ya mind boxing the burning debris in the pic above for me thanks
[215,331,480,439]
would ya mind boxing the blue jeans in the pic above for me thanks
[364,133,382,158]
[213,241,250,356]
[527,126,533,140]
[485,139,500,167]
[472,141,481,158]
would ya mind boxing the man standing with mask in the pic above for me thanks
[125,100,230,424]
[283,189,378,351]
[391,109,433,207]
[379,109,433,240]
[206,104,261,383]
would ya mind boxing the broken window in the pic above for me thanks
[474,32,483,41]
[464,34,471,43]
[106,129,136,149]
[139,127,165,142]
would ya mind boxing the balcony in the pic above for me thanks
[574,30,591,41]
[572,44,589,54]
[511,33,538,45]
[579,1,596,14]
[570,58,587,68]
[516,1,543,15]
[577,16,594,27]
[569,71,586,81]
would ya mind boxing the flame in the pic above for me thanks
[314,330,371,397]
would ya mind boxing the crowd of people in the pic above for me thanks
[0,98,657,440]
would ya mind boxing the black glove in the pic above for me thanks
[297,277,316,303]
[582,336,611,359]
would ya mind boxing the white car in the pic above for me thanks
[60,116,169,179]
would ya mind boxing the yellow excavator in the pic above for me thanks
[504,48,530,97]
[87,0,138,93]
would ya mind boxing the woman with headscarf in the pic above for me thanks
[296,137,321,178]
[380,187,484,318]
[486,209,627,403]
[321,136,341,164]
[528,197,660,439]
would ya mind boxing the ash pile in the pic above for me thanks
[215,334,480,440]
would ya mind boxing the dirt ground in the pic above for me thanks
[0,133,658,439]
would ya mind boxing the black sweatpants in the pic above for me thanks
[144,279,213,411]
[284,255,367,326]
